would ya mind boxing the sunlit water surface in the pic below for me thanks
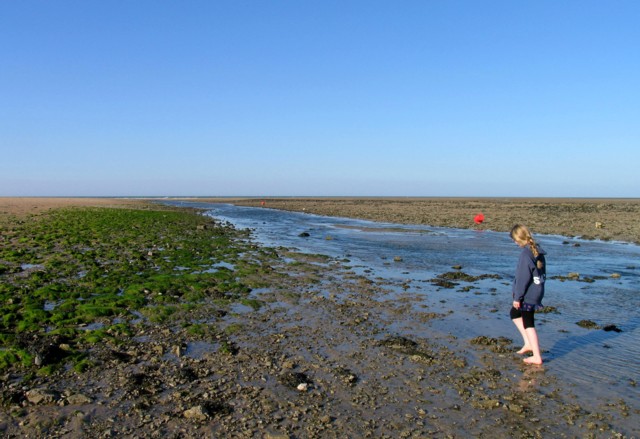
[168,201,640,407]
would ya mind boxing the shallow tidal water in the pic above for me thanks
[170,201,640,410]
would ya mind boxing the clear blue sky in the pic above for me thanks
[2,1,638,197]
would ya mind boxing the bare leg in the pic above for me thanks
[523,327,543,364]
[512,317,532,354]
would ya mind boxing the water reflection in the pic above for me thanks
[165,201,640,406]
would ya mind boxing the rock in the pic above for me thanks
[576,320,600,329]
[298,232,310,237]
[610,273,621,279]
[379,336,417,351]
[595,222,604,229]
[507,403,525,414]
[334,366,358,385]
[66,393,92,405]
[393,256,403,262]
[296,383,308,391]
[281,360,296,369]
[567,272,580,280]
[603,324,622,333]
[183,405,209,421]
[279,371,312,389]
[26,388,59,405]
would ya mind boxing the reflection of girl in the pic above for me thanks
[510,224,546,365]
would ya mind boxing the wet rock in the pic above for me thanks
[334,366,358,386]
[184,405,209,421]
[299,232,310,237]
[281,360,296,369]
[177,366,199,382]
[506,403,525,414]
[393,256,403,262]
[576,320,600,329]
[173,344,185,357]
[279,371,312,389]
[379,336,417,351]
[26,388,59,405]
[66,393,92,405]
[552,273,596,283]
[379,336,440,364]
[220,340,239,355]
[602,324,622,333]
[430,278,457,289]
[431,272,502,288]
[16,333,70,367]
[470,336,513,353]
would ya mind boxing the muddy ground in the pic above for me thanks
[1,198,638,438]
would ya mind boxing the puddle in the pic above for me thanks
[78,322,105,331]
[184,341,219,359]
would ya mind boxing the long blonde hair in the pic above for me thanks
[510,224,544,270]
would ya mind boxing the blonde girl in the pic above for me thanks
[510,224,547,365]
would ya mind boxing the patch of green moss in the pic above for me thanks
[240,298,263,310]
[0,205,270,374]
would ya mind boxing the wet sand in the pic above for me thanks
[1,197,638,437]
[206,197,640,245]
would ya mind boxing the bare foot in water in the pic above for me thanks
[523,356,543,365]
[517,347,532,355]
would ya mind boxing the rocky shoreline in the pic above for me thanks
[1,199,638,438]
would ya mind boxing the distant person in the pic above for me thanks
[509,224,546,364]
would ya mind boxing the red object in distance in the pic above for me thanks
[474,213,485,224]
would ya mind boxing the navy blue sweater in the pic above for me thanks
[512,245,546,306]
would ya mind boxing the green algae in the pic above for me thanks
[0,206,263,373]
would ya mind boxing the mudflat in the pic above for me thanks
[1,197,638,437]
[213,197,640,244]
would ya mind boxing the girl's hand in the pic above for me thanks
[513,301,521,309]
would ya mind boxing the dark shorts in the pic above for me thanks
[510,306,535,328]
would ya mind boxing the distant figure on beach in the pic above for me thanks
[509,224,546,365]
